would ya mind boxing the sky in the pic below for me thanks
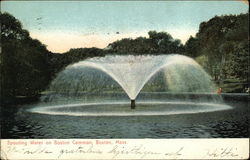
[1,1,248,53]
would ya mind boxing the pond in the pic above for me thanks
[1,93,248,139]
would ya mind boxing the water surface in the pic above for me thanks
[1,97,248,138]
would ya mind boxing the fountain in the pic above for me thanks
[31,54,231,116]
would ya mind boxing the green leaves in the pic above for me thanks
[186,13,248,82]
[1,12,52,99]
[107,31,183,55]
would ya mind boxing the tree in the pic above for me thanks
[1,12,29,42]
[184,36,200,58]
[107,31,184,54]
[1,12,52,100]
[194,13,248,81]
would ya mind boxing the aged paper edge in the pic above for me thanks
[1,138,249,159]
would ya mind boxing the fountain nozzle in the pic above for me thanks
[131,99,135,109]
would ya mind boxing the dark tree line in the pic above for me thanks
[107,31,184,54]
[185,14,249,82]
[1,12,52,100]
[49,47,107,75]
[0,12,249,102]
